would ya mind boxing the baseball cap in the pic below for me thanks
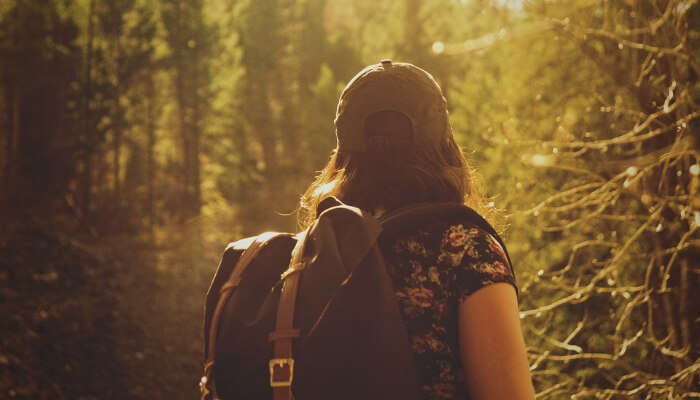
[334,59,451,153]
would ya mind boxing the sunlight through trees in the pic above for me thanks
[1,0,698,398]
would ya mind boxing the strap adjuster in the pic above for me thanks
[199,375,211,399]
[269,358,295,387]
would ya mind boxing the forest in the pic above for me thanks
[0,0,698,398]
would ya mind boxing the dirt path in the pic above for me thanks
[1,224,217,400]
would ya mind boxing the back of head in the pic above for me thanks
[299,60,479,228]
[334,60,451,154]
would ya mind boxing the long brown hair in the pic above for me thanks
[298,132,491,229]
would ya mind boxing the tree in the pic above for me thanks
[0,0,82,213]
[448,0,699,397]
[162,0,211,219]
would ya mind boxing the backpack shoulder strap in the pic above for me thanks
[269,230,307,400]
[269,203,382,400]
[201,231,292,400]
[378,203,514,277]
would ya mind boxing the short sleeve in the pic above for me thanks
[438,224,517,303]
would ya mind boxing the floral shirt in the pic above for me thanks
[380,218,517,400]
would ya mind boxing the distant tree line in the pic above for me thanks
[0,0,697,398]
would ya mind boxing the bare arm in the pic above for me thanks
[458,283,535,400]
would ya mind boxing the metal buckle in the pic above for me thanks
[199,375,211,399]
[269,358,295,387]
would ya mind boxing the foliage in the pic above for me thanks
[511,2,700,397]
[0,0,698,399]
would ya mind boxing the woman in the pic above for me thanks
[298,60,535,399]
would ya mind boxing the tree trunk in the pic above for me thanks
[80,0,95,223]
[191,86,201,215]
[172,0,202,219]
[172,0,189,218]
[113,30,123,204]
[190,42,201,216]
[146,75,156,235]
[113,131,121,202]
[3,3,21,205]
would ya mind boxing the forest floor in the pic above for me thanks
[1,218,217,399]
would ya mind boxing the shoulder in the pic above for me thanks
[387,211,503,252]
[385,215,509,271]
[380,203,498,241]
[434,219,517,300]
[440,223,497,250]
[439,223,508,265]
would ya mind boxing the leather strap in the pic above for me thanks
[269,231,308,400]
[201,232,282,400]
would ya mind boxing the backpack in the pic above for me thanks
[200,197,513,400]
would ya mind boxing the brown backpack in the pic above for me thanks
[201,198,512,400]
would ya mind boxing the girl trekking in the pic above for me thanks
[203,60,535,400]
[298,59,535,399]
